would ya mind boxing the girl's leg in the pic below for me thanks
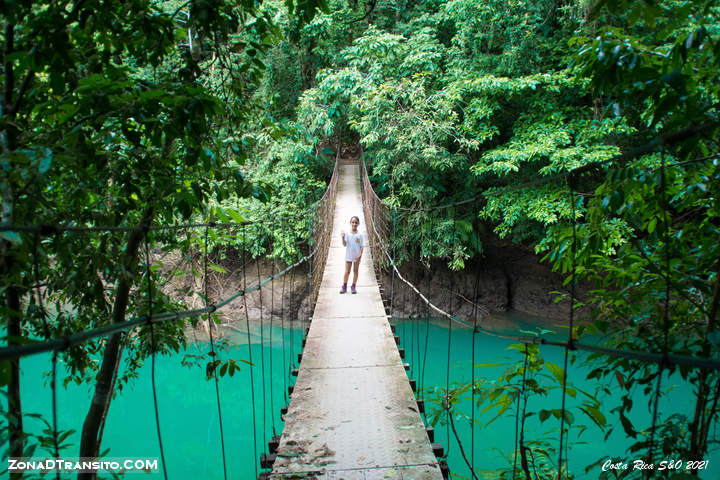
[352,259,360,285]
[343,261,352,284]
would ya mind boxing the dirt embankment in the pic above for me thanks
[160,235,584,339]
[158,251,311,339]
[378,239,587,324]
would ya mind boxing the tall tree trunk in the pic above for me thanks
[78,209,153,480]
[3,23,23,477]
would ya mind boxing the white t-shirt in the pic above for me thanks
[344,231,365,262]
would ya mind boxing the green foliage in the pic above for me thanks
[2,0,720,474]
[0,0,327,461]
[427,341,606,479]
[281,0,720,475]
[534,0,720,471]
[283,0,634,261]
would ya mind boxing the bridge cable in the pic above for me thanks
[256,227,268,458]
[269,229,277,437]
[557,177,578,478]
[0,192,331,235]
[410,242,417,392]
[422,303,430,425]
[378,121,719,216]
[289,255,297,375]
[647,148,672,476]
[415,208,424,401]
[204,223,228,480]
[306,210,313,351]
[144,237,168,480]
[447,403,480,480]
[444,213,483,479]
[420,212,435,421]
[0,240,316,362]
[401,247,411,379]
[415,283,421,396]
[471,216,483,473]
[33,232,60,480]
[280,224,288,408]
[242,223,259,479]
[360,184,720,371]
[415,282,421,403]
[444,219,457,460]
[390,209,397,325]
[397,251,406,367]
[515,344,530,479]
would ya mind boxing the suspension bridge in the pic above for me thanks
[268,156,443,479]
[2,145,720,480]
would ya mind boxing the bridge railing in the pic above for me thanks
[359,150,391,281]
[307,148,341,308]
[0,146,342,480]
[358,142,720,479]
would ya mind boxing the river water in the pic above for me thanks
[11,313,720,479]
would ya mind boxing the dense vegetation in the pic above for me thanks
[2,0,719,478]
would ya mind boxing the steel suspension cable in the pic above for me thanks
[269,231,277,437]
[33,233,60,480]
[0,240,316,362]
[400,254,408,379]
[204,224,228,480]
[256,228,268,458]
[420,213,434,419]
[410,273,417,386]
[242,223,259,479]
[444,219,457,460]
[280,237,288,408]
[363,193,720,370]
[557,182,578,479]
[647,149,672,476]
[413,284,420,396]
[390,210,397,323]
[515,344,530,480]
[447,405,480,480]
[306,213,312,344]
[289,256,297,376]
[471,217,483,473]
[144,238,168,480]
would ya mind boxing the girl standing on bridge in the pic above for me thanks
[340,216,364,294]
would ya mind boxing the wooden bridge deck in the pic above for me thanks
[270,159,443,479]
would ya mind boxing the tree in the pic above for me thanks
[1,0,326,476]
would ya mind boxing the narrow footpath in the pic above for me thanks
[270,157,443,479]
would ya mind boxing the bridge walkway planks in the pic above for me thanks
[270,158,443,480]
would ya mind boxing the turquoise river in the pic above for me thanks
[6,313,720,479]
